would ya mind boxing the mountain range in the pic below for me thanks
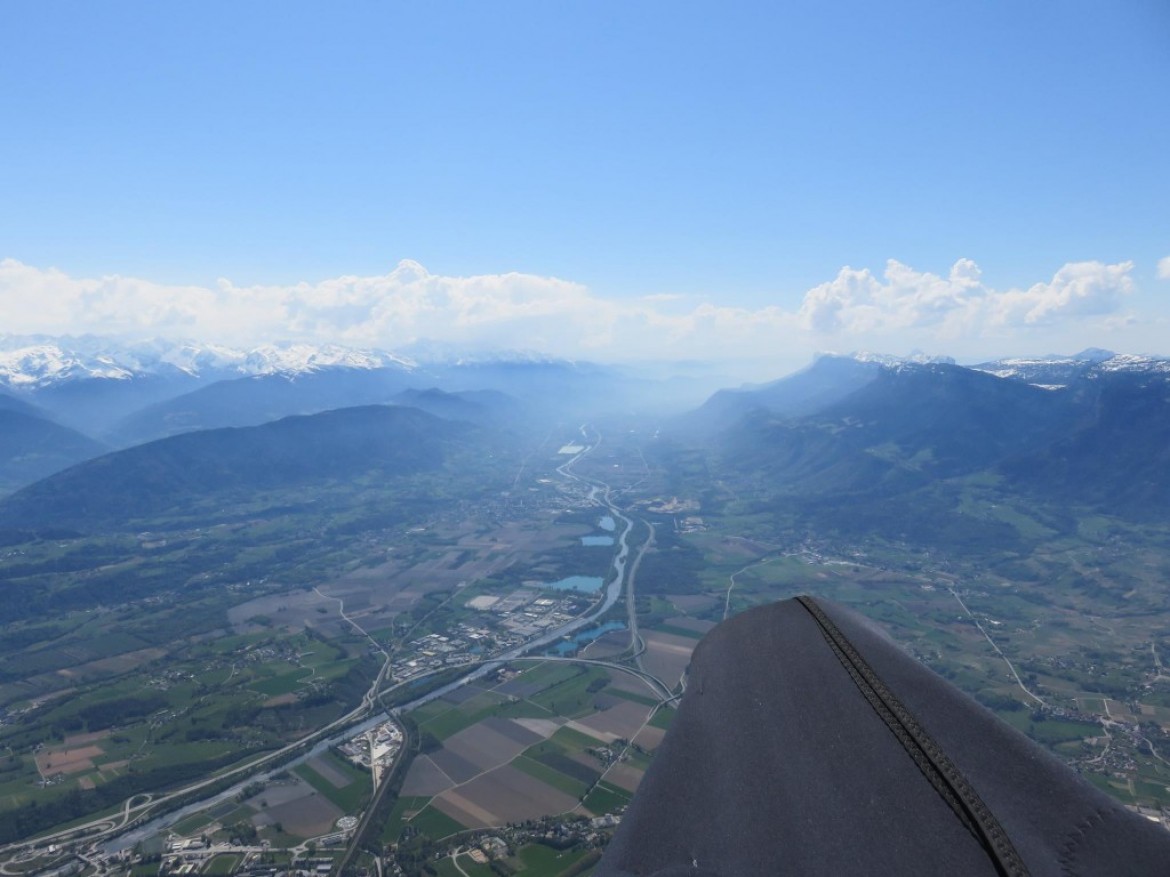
[2,337,1168,538]
[0,336,707,448]
[667,350,1170,548]
[0,335,414,388]
[0,336,420,437]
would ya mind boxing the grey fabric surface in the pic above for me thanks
[595,597,1170,876]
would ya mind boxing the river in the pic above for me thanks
[105,429,634,852]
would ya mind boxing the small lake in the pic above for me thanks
[581,535,615,546]
[599,516,616,532]
[546,575,605,592]
[547,620,627,656]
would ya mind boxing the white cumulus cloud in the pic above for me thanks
[1158,256,1170,280]
[0,258,804,360]
[0,255,1153,363]
[796,258,1134,338]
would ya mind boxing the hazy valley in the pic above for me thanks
[2,338,1170,876]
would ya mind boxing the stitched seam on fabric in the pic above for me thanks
[796,595,1030,877]
[816,630,978,836]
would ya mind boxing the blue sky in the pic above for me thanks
[2,1,1168,371]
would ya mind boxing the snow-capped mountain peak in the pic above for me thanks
[1095,353,1170,374]
[0,341,135,387]
[971,350,1170,388]
[241,343,414,375]
[0,336,415,390]
[835,351,957,367]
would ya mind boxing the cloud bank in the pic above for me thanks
[799,259,1135,336]
[0,256,1147,362]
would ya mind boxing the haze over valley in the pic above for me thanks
[4,1,1170,873]
[2,335,1170,873]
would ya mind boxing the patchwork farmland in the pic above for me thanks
[388,657,687,844]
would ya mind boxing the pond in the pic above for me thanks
[581,535,615,546]
[599,515,616,532]
[546,575,605,592]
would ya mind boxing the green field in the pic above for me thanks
[380,795,432,844]
[252,668,312,696]
[1026,719,1101,745]
[203,855,241,876]
[528,668,612,719]
[171,812,215,837]
[513,843,598,876]
[419,693,555,742]
[449,853,496,877]
[582,781,631,816]
[648,708,675,730]
[419,691,511,739]
[407,804,468,840]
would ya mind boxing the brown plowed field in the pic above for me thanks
[641,630,698,687]
[401,755,455,796]
[633,724,666,751]
[444,724,525,772]
[436,764,578,826]
[576,700,653,740]
[36,745,103,775]
[604,762,645,793]
[664,616,716,634]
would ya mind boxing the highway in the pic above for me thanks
[1,423,666,865]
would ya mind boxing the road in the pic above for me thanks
[2,423,659,863]
[947,586,1046,706]
[723,556,783,621]
[623,518,653,671]
[509,655,675,703]
[450,850,472,877]
[1152,642,1170,683]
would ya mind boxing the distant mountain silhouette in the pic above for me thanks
[674,355,882,437]
[0,390,46,417]
[106,360,634,445]
[389,387,525,426]
[106,367,419,445]
[0,405,466,531]
[431,359,693,416]
[0,409,107,494]
[32,373,205,435]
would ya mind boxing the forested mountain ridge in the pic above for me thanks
[0,405,473,532]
